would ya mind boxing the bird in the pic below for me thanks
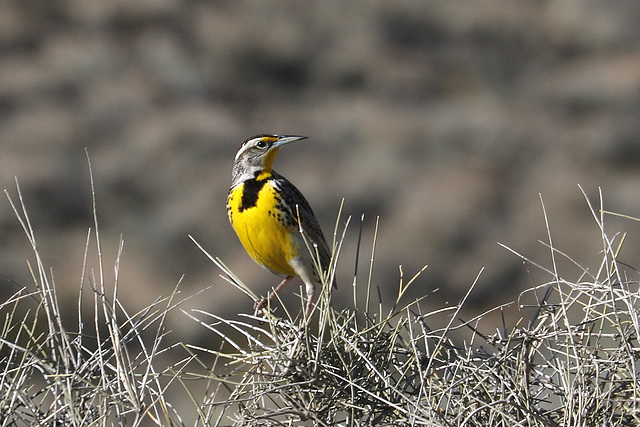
[226,134,335,317]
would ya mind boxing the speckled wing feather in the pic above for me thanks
[271,172,334,285]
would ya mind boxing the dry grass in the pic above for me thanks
[1,164,197,426]
[187,189,640,426]
[2,163,639,426]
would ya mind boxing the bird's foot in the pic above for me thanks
[254,297,268,316]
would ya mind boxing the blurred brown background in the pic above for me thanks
[2,1,640,342]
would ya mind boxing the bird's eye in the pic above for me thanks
[256,140,267,149]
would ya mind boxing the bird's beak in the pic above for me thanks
[273,135,308,148]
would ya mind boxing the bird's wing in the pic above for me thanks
[271,173,333,280]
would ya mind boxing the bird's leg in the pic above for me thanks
[254,275,293,315]
[304,283,316,318]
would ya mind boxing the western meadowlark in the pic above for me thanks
[227,134,334,317]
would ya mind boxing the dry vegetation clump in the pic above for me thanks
[2,173,639,426]
[1,177,198,426]
[189,191,640,426]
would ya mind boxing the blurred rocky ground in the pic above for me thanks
[2,0,640,341]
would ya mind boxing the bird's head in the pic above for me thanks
[231,134,307,185]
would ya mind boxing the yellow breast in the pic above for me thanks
[227,180,298,276]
